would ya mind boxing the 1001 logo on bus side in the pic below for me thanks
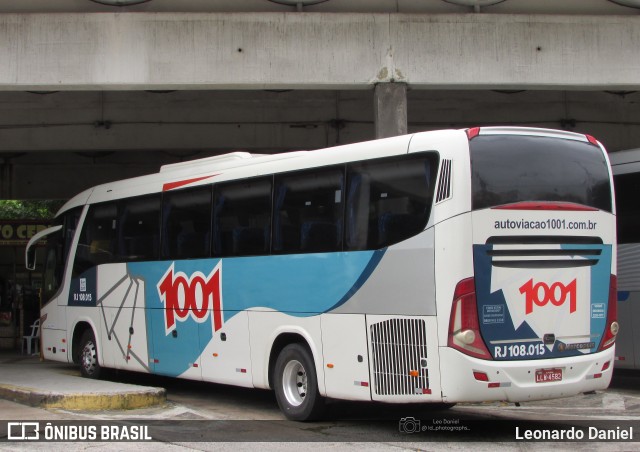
[519,279,577,314]
[157,262,224,335]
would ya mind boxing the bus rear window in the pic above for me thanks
[470,135,612,212]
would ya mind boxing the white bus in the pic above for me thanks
[27,127,617,421]
[609,148,640,369]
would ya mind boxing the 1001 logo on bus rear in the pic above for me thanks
[519,279,577,314]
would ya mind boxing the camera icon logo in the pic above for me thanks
[399,417,421,434]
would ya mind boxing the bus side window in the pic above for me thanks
[161,186,212,260]
[273,167,344,254]
[346,154,436,250]
[213,177,272,257]
[117,194,161,261]
[73,202,118,276]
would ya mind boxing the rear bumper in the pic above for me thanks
[439,346,614,403]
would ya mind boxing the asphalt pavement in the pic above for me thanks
[1,350,640,450]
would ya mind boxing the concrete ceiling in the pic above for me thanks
[0,0,638,14]
[0,1,638,200]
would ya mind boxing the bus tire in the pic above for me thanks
[274,343,324,421]
[79,330,102,379]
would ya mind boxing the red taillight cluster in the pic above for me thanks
[586,134,599,146]
[598,275,619,351]
[466,127,481,140]
[448,277,492,360]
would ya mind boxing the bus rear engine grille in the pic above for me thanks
[369,318,429,396]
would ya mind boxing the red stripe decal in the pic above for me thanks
[163,175,217,192]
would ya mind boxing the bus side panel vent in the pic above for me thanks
[485,235,604,269]
[436,159,452,203]
[370,318,429,396]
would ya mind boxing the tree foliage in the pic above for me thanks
[0,200,64,220]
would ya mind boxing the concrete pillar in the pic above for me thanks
[374,83,408,139]
[0,158,11,199]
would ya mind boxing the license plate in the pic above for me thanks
[535,368,563,383]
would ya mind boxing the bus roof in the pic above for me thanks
[55,126,606,217]
[56,132,420,216]
[609,148,640,167]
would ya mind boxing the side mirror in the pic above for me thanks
[25,225,62,271]
[26,246,37,271]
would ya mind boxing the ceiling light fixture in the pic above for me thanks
[268,0,329,11]
[442,0,506,5]
[89,0,151,6]
[442,0,506,12]
[608,0,640,8]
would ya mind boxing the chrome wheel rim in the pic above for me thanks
[81,340,97,375]
[282,359,307,407]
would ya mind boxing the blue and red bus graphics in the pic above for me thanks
[473,242,612,360]
[125,250,384,376]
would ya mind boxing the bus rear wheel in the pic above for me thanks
[274,343,324,421]
[79,330,102,379]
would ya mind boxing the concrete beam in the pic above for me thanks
[0,13,639,91]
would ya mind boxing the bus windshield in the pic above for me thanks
[470,135,612,212]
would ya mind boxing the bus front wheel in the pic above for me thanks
[79,330,102,379]
[274,343,324,421]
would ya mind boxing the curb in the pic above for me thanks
[0,383,166,410]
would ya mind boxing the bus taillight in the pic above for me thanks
[448,277,492,360]
[598,275,619,351]
[585,134,599,146]
[466,127,481,140]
